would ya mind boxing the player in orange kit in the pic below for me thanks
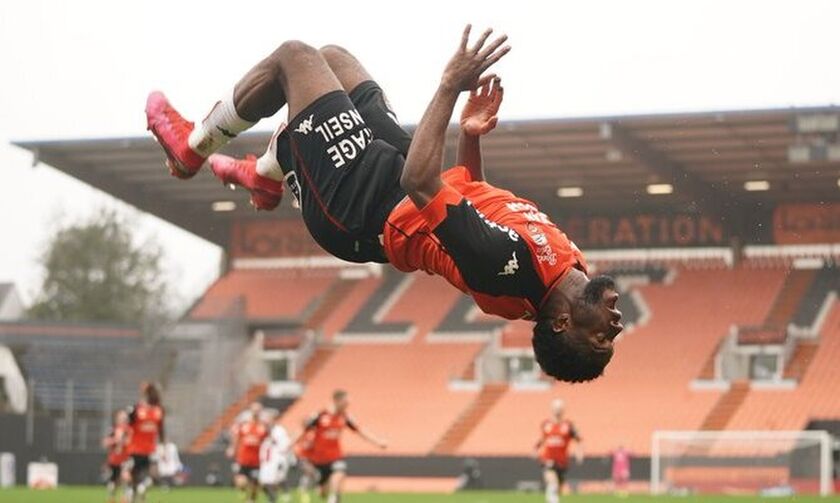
[535,399,583,503]
[147,25,623,384]
[102,409,131,503]
[293,418,317,503]
[227,402,269,503]
[297,390,386,503]
[125,382,164,503]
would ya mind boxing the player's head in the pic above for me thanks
[533,275,623,383]
[141,382,161,405]
[332,389,349,412]
[114,409,128,425]
[550,398,565,419]
[248,401,263,420]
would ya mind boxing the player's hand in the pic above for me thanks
[442,25,510,93]
[225,447,234,458]
[461,75,503,136]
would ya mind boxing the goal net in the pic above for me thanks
[651,430,834,496]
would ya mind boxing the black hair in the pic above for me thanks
[532,319,613,383]
[143,382,161,406]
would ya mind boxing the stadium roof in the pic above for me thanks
[14,106,840,247]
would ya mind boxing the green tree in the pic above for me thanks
[28,209,169,327]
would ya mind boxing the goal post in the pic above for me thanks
[651,430,834,496]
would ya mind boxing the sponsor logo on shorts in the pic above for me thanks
[498,251,519,276]
[294,114,315,135]
[308,108,373,169]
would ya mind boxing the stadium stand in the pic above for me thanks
[454,265,787,456]
[190,267,341,321]
[0,322,170,412]
[728,302,840,431]
[279,342,484,455]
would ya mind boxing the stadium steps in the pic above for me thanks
[699,380,750,430]
[764,269,817,328]
[430,383,508,455]
[783,340,819,380]
[297,345,338,383]
[186,382,266,454]
[304,278,361,329]
[697,339,722,380]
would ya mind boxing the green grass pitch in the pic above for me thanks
[0,487,838,503]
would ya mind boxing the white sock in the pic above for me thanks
[188,89,255,157]
[327,492,339,503]
[546,484,559,503]
[255,129,283,181]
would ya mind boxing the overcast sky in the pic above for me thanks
[2,0,839,309]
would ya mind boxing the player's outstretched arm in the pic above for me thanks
[355,426,388,450]
[457,76,504,182]
[401,25,510,208]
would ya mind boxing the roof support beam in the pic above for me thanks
[600,122,740,219]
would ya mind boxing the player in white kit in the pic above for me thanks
[259,413,293,503]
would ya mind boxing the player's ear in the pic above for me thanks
[551,313,571,333]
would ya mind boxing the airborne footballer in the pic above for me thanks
[146,25,624,382]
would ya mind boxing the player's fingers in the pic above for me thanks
[470,28,493,53]
[480,46,511,72]
[478,34,508,60]
[487,76,501,97]
[460,24,471,51]
[475,73,496,90]
[494,85,504,106]
[486,116,498,132]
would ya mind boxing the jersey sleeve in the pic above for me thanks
[569,423,581,441]
[345,415,359,432]
[422,195,545,307]
[304,412,321,431]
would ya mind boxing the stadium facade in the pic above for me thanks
[4,106,840,492]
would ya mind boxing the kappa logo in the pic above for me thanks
[215,125,237,139]
[497,251,519,276]
[294,114,315,135]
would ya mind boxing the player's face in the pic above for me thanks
[334,395,349,412]
[572,275,623,354]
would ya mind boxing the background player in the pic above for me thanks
[227,402,269,503]
[259,411,293,503]
[293,417,317,503]
[146,25,623,384]
[535,399,583,503]
[125,382,164,503]
[611,445,632,496]
[102,409,131,503]
[297,390,386,503]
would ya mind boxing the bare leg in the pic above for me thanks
[319,45,375,94]
[319,44,411,155]
[232,40,342,123]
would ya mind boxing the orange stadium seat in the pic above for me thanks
[280,342,483,455]
[728,303,840,430]
[190,268,340,320]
